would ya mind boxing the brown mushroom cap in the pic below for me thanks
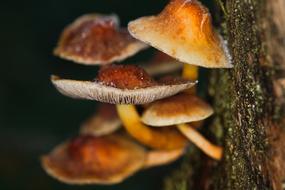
[80,104,121,136]
[54,14,147,65]
[41,134,146,185]
[97,65,157,89]
[142,93,213,126]
[51,65,196,105]
[128,0,232,68]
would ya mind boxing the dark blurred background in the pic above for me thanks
[0,0,213,189]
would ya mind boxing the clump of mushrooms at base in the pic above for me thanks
[42,0,232,185]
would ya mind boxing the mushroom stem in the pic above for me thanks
[182,64,198,81]
[144,148,185,169]
[116,104,187,150]
[182,64,198,94]
[177,124,223,160]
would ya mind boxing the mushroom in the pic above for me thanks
[54,14,148,65]
[128,0,232,68]
[142,93,213,126]
[51,65,196,105]
[41,134,146,185]
[141,51,183,76]
[80,104,121,136]
[41,134,185,184]
[141,93,222,160]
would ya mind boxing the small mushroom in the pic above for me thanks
[41,134,146,185]
[41,134,185,184]
[51,65,196,105]
[54,14,147,65]
[142,93,213,127]
[141,51,183,76]
[128,0,232,68]
[141,93,222,160]
[80,104,121,136]
[116,104,188,150]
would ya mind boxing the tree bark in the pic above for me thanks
[164,0,285,190]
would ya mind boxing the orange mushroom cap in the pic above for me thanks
[142,93,213,127]
[41,134,146,185]
[128,0,232,68]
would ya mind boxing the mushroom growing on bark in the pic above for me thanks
[128,0,232,68]
[142,93,222,160]
[44,0,234,184]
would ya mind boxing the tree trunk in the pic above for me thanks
[164,0,285,189]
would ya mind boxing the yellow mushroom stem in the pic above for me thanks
[177,124,223,160]
[182,64,198,80]
[116,104,187,150]
[182,64,198,94]
[144,148,185,169]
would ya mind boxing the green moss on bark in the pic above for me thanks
[212,0,276,189]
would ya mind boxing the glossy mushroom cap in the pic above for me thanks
[51,65,196,105]
[54,14,147,65]
[80,104,121,136]
[97,65,157,89]
[128,0,232,68]
[41,134,146,185]
[142,93,213,126]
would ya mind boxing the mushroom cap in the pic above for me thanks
[128,0,232,68]
[142,93,213,126]
[80,104,121,136]
[54,14,147,65]
[41,134,146,185]
[51,75,196,105]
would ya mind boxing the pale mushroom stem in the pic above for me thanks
[116,104,187,150]
[182,64,198,94]
[177,124,223,160]
[144,148,185,169]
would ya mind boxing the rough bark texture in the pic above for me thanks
[164,0,285,190]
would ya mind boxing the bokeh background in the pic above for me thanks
[0,0,213,189]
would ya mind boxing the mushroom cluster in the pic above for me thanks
[42,0,232,185]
